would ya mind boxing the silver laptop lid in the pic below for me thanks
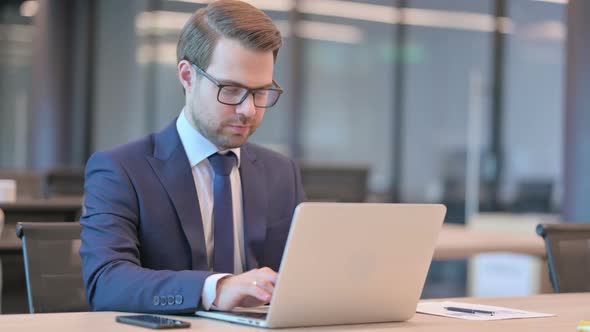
[266,203,446,328]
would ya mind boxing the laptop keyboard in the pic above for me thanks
[228,311,268,320]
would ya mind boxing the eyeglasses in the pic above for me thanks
[192,64,283,108]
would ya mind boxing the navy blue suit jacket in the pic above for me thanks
[80,120,305,313]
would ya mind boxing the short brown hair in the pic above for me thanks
[177,0,283,70]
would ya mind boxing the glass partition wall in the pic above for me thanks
[0,0,566,299]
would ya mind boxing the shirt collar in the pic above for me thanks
[176,108,241,168]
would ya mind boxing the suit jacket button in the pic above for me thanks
[153,296,160,306]
[175,295,183,305]
[160,296,167,306]
[167,295,175,305]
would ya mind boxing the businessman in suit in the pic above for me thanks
[80,0,305,314]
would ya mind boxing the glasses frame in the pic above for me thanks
[192,64,283,108]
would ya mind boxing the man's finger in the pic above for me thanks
[244,280,272,303]
[252,279,275,295]
[254,268,279,284]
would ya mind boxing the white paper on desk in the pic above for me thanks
[416,301,555,321]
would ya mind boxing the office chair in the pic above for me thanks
[42,168,85,198]
[16,222,90,313]
[536,223,590,293]
[300,165,369,202]
[511,180,554,213]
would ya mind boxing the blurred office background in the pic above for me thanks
[1,0,589,313]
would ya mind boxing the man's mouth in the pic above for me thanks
[227,124,250,133]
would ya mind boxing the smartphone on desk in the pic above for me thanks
[115,314,191,329]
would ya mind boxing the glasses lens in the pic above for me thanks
[254,89,281,108]
[218,86,248,105]
[218,86,281,107]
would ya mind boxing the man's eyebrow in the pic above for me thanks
[218,79,274,89]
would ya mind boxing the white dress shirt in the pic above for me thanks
[176,109,246,310]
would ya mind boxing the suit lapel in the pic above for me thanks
[240,144,268,270]
[146,120,208,270]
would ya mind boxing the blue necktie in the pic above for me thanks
[208,152,236,273]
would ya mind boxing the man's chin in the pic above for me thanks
[217,134,249,149]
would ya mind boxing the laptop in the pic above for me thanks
[196,202,446,328]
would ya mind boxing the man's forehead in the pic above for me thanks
[206,39,275,87]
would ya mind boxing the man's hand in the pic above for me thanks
[213,267,278,311]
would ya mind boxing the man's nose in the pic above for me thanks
[236,93,256,117]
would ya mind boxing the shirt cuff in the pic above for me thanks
[201,273,232,311]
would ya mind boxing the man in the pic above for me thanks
[80,0,305,314]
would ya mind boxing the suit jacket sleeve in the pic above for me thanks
[80,151,213,313]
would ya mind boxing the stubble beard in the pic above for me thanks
[194,114,258,150]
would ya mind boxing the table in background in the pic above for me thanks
[0,293,587,331]
[435,222,551,297]
[434,224,546,260]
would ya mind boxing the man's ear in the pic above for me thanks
[177,60,194,92]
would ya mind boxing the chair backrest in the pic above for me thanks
[43,168,85,198]
[511,179,554,213]
[16,222,90,313]
[301,165,369,202]
[536,223,590,293]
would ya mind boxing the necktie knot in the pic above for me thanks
[208,152,236,176]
